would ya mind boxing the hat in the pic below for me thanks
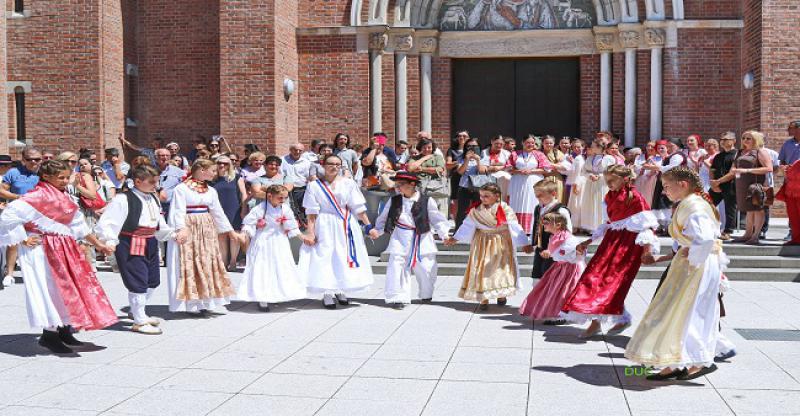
[105,147,120,156]
[667,137,684,149]
[0,155,12,165]
[392,171,419,183]
[374,135,387,145]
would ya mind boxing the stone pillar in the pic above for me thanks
[646,29,665,140]
[595,33,614,132]
[418,37,437,134]
[369,32,387,135]
[393,34,413,142]
[620,30,640,147]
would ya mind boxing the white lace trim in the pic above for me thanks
[623,352,716,371]
[635,229,660,255]
[459,286,517,302]
[5,201,74,236]
[0,226,27,248]
[559,310,632,327]
[591,210,659,240]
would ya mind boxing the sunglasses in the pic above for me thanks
[217,162,230,166]
[25,158,42,162]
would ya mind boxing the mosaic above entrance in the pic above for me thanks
[438,0,596,31]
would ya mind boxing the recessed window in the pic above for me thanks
[14,87,26,141]
[14,0,23,14]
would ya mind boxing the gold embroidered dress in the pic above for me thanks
[452,202,529,301]
[624,194,727,369]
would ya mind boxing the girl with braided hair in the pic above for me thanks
[625,167,728,380]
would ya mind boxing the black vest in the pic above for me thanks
[121,191,161,233]
[532,203,569,249]
[384,194,431,235]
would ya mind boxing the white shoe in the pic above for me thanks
[2,275,14,287]
[132,323,162,335]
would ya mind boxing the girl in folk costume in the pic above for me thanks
[644,138,686,232]
[625,167,728,380]
[520,211,585,324]
[238,185,312,312]
[0,160,118,353]
[369,172,450,309]
[541,136,567,203]
[95,165,174,335]
[444,184,529,310]
[564,139,586,223]
[299,154,375,309]
[524,180,573,279]
[561,165,660,338]
[633,141,661,206]
[575,140,616,233]
[167,159,244,314]
[508,135,551,234]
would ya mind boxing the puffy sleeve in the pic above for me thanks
[0,200,33,248]
[503,205,529,247]
[155,215,175,242]
[168,184,188,230]
[452,216,476,243]
[347,180,367,215]
[428,196,451,240]
[69,210,91,240]
[372,197,391,237]
[660,154,685,173]
[550,234,580,264]
[281,203,302,238]
[95,194,129,245]
[683,211,719,267]
[207,188,234,233]
[303,182,322,215]
[241,201,265,238]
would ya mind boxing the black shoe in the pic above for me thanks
[390,302,406,310]
[39,330,74,354]
[646,368,687,381]
[419,298,432,304]
[57,326,84,346]
[759,232,767,240]
[334,293,349,306]
[677,364,717,380]
[714,350,737,362]
[479,302,489,311]
[497,298,507,306]
[258,303,270,312]
[542,319,567,326]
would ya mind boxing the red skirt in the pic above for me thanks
[561,229,644,317]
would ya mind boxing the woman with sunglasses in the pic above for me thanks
[299,154,374,309]
[212,155,247,272]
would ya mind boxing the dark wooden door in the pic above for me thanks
[452,58,580,146]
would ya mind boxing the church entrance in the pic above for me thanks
[452,58,580,145]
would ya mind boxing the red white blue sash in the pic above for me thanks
[395,221,422,270]
[317,179,360,268]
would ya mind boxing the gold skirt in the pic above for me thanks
[459,227,518,301]
[176,213,235,301]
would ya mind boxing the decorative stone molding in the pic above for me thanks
[619,30,640,48]
[644,28,665,47]
[369,32,388,51]
[418,37,437,54]
[394,34,414,51]
[594,33,615,52]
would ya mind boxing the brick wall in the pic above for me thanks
[431,57,452,150]
[579,54,600,140]
[635,49,651,144]
[740,0,761,132]
[299,0,351,27]
[683,0,741,20]
[662,29,741,140]
[612,52,624,137]
[274,0,299,153]
[297,34,370,148]
[101,0,125,151]
[6,1,105,153]
[0,5,7,155]
[134,0,220,151]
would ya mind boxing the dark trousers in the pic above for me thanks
[762,206,770,235]
[116,236,160,294]
[289,186,307,229]
[710,187,737,233]
[531,248,554,279]
[455,187,480,231]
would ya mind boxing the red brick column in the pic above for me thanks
[0,7,8,155]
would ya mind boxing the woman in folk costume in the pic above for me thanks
[369,172,450,309]
[299,154,375,309]
[575,140,616,234]
[0,160,117,353]
[645,138,687,232]
[561,165,660,338]
[444,183,529,310]
[541,135,567,203]
[633,141,660,205]
[508,135,551,234]
[95,165,174,335]
[238,185,312,312]
[167,159,244,314]
[625,167,728,381]
[564,139,586,226]
[520,211,585,324]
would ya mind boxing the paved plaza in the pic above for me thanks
[0,263,799,415]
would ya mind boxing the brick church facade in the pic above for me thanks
[0,0,797,161]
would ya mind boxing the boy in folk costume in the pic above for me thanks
[524,180,572,279]
[368,172,450,309]
[96,165,174,335]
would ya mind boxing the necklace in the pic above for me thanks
[185,178,208,193]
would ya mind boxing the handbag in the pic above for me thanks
[747,183,774,208]
[420,174,450,198]
[467,173,496,191]
[78,174,107,211]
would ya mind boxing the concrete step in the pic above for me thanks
[433,242,800,257]
[368,259,800,282]
[378,252,800,269]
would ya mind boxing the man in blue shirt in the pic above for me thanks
[101,147,130,190]
[778,121,800,241]
[0,147,42,288]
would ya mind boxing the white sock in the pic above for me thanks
[128,292,150,325]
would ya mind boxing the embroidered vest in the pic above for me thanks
[384,194,431,235]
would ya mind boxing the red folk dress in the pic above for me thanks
[560,184,659,326]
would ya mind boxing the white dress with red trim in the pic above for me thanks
[299,178,374,294]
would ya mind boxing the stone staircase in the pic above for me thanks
[372,234,800,282]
